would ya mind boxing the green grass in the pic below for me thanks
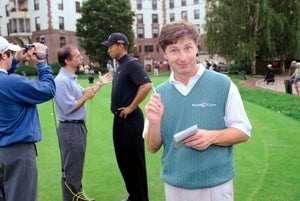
[36,73,300,200]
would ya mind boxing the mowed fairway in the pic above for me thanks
[36,74,300,201]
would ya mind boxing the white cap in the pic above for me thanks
[0,36,21,53]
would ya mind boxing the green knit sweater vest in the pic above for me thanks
[157,69,234,189]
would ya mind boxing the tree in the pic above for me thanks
[204,0,300,75]
[76,0,135,66]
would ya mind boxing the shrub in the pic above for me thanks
[15,65,37,76]
[49,62,61,75]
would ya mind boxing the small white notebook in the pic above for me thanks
[173,124,197,148]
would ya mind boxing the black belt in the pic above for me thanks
[59,120,85,124]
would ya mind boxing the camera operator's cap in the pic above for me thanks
[0,36,21,54]
[101,32,129,47]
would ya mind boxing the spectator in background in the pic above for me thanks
[106,60,114,76]
[154,61,159,76]
[210,61,218,71]
[290,62,300,96]
[264,64,275,85]
[204,59,211,69]
[289,60,297,84]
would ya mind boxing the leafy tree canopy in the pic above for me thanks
[205,0,300,74]
[76,0,135,65]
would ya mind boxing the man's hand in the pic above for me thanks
[28,42,48,64]
[182,129,215,151]
[83,86,96,100]
[145,93,164,124]
[97,71,112,86]
[117,106,135,119]
[14,48,27,62]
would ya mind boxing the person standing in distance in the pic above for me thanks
[0,36,56,201]
[144,21,252,201]
[54,45,112,201]
[101,33,152,201]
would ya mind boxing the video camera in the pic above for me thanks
[23,36,48,60]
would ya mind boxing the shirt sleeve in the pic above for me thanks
[9,62,55,104]
[7,58,19,74]
[130,61,151,85]
[224,81,252,136]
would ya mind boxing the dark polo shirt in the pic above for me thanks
[111,54,151,114]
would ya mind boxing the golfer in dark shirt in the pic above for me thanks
[102,32,152,201]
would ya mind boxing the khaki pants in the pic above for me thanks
[165,180,233,201]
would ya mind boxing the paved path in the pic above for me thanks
[254,76,298,95]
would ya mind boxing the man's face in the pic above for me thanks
[163,36,198,77]
[0,50,14,69]
[107,44,122,59]
[69,49,83,68]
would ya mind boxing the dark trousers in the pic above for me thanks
[113,108,149,201]
[0,143,38,201]
[57,122,87,201]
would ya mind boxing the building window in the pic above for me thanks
[19,19,25,32]
[59,17,65,30]
[9,19,17,33]
[194,9,200,20]
[35,17,41,31]
[17,19,30,33]
[137,0,142,9]
[6,4,10,16]
[153,28,159,38]
[76,1,80,13]
[58,0,64,10]
[25,19,30,32]
[137,28,144,38]
[34,0,39,10]
[152,14,158,24]
[9,18,30,33]
[169,0,174,9]
[137,14,143,24]
[152,0,157,10]
[194,0,199,4]
[170,13,175,22]
[181,11,188,21]
[60,37,66,47]
[181,0,186,6]
[144,45,154,53]
[139,45,142,53]
[196,24,201,33]
[7,22,10,34]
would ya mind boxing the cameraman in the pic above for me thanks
[0,36,56,201]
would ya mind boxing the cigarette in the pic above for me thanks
[151,83,157,94]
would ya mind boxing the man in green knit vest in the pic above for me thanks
[144,21,252,201]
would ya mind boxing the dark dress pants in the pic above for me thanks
[0,143,38,201]
[57,122,87,201]
[113,108,149,201]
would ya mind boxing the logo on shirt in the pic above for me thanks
[192,101,216,108]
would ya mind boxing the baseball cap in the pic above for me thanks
[101,32,129,47]
[0,36,21,54]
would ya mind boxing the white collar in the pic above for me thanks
[0,68,8,74]
[169,63,205,84]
